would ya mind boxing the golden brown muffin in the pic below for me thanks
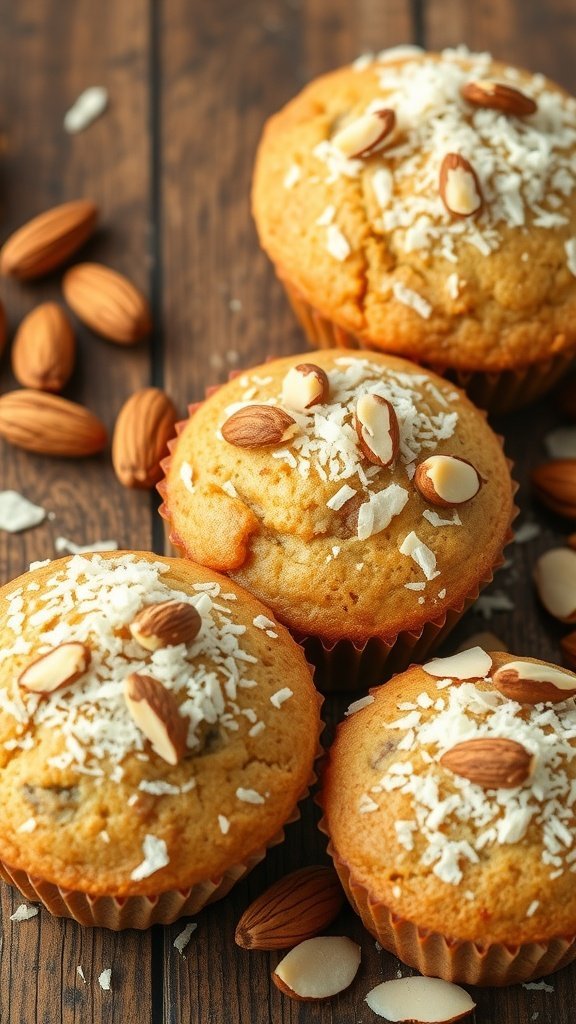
[0,551,320,927]
[253,47,576,408]
[320,648,576,985]
[159,350,515,689]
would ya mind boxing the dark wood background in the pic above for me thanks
[0,1,575,1021]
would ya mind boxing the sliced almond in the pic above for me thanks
[332,108,396,159]
[272,936,361,1001]
[534,548,576,622]
[235,866,344,950]
[415,455,481,507]
[221,405,297,448]
[129,600,202,651]
[355,394,399,467]
[281,363,329,411]
[439,154,483,218]
[124,673,188,765]
[18,642,91,694]
[365,976,476,1022]
[493,660,576,703]
[461,79,537,117]
[423,647,492,680]
[440,737,533,789]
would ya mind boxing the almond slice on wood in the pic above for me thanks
[534,548,576,622]
[235,866,344,950]
[221,405,297,448]
[440,737,533,789]
[332,109,396,159]
[124,673,188,765]
[355,394,399,467]
[129,601,202,651]
[18,643,91,694]
[365,976,476,1022]
[461,79,537,117]
[414,455,481,507]
[281,364,329,411]
[423,647,492,680]
[272,936,361,1001]
[493,660,576,703]
[439,154,483,218]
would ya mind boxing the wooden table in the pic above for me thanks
[0,1,575,1021]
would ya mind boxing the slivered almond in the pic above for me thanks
[124,673,188,765]
[12,303,76,393]
[112,387,178,489]
[439,154,483,218]
[414,455,481,507]
[355,394,399,467]
[130,601,202,651]
[18,643,91,694]
[63,263,152,344]
[332,109,396,159]
[440,737,533,789]
[282,364,329,411]
[221,405,297,448]
[423,647,493,680]
[0,390,107,457]
[461,79,537,117]
[272,936,361,1001]
[534,548,576,622]
[235,866,344,950]
[365,976,476,1022]
[493,660,576,703]
[532,460,576,519]
[0,200,98,279]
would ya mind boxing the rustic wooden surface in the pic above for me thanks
[0,0,574,1021]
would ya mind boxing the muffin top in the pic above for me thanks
[253,46,576,371]
[162,349,514,642]
[321,649,576,945]
[0,552,320,895]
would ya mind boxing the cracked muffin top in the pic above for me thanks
[0,552,320,895]
[160,349,514,643]
[252,46,576,372]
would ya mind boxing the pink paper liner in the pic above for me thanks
[281,278,575,415]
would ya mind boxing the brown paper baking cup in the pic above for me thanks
[324,837,576,986]
[281,278,576,415]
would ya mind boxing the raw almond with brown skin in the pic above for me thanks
[440,737,533,789]
[282,363,329,411]
[63,263,152,344]
[0,390,107,457]
[0,200,98,279]
[130,600,202,651]
[532,460,576,518]
[235,866,344,950]
[355,394,399,467]
[112,387,178,488]
[415,455,482,507]
[461,79,537,116]
[124,672,188,765]
[12,302,76,393]
[439,154,483,218]
[221,405,297,448]
[19,642,91,694]
[493,660,576,703]
[332,109,396,159]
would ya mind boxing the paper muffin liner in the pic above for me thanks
[281,278,575,415]
[322,837,576,986]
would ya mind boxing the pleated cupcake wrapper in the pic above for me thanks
[280,277,575,415]
[322,837,576,986]
[158,382,517,692]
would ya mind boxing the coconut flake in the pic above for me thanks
[270,687,293,708]
[358,485,409,540]
[173,922,197,955]
[283,163,301,189]
[179,461,195,493]
[392,282,432,319]
[326,484,357,510]
[326,224,351,261]
[10,904,39,922]
[399,531,440,580]
[64,86,108,133]
[236,788,265,804]
[346,694,375,716]
[545,426,576,459]
[130,834,170,881]
[218,814,230,834]
[98,969,112,991]
[0,492,46,533]
[565,238,576,276]
[55,536,118,555]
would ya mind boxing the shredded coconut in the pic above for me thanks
[173,922,197,954]
[98,968,112,991]
[0,492,46,533]
[130,834,170,881]
[392,282,432,319]
[10,904,39,922]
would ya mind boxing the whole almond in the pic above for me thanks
[415,455,482,507]
[63,263,152,344]
[221,405,297,448]
[532,460,576,519]
[18,642,91,694]
[332,108,396,159]
[124,672,188,765]
[355,393,399,467]
[0,200,97,279]
[112,387,178,488]
[12,303,76,393]
[440,737,533,789]
[0,390,107,457]
[493,660,576,704]
[282,363,329,411]
[439,153,483,218]
[461,79,537,116]
[235,866,344,950]
[130,600,202,651]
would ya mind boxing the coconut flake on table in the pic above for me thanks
[474,591,515,618]
[545,426,576,458]
[523,980,554,992]
[0,491,46,533]
[98,969,112,991]
[130,834,169,881]
[64,86,108,133]
[10,904,39,922]
[76,966,86,983]
[514,522,541,544]
[55,536,118,555]
[173,922,198,955]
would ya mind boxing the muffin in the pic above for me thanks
[0,551,321,929]
[252,46,576,412]
[320,648,576,985]
[158,349,516,691]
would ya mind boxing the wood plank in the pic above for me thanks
[0,1,155,1022]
